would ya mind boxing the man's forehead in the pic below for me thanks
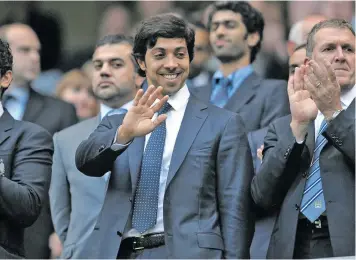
[315,27,355,43]
[211,10,242,22]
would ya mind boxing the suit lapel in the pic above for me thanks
[303,121,315,163]
[22,89,45,122]
[165,97,208,190]
[224,72,260,112]
[128,136,144,193]
[0,111,14,146]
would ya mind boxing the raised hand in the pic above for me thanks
[116,85,169,144]
[304,59,342,119]
[288,66,318,142]
[257,145,264,161]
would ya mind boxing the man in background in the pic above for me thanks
[0,38,53,259]
[191,1,290,133]
[49,34,143,259]
[0,23,77,259]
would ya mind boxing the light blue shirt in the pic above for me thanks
[211,65,254,106]
[100,101,133,120]
[3,86,30,120]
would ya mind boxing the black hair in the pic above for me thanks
[133,13,195,77]
[208,1,264,63]
[0,38,13,97]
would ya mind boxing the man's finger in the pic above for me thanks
[294,67,303,91]
[305,65,321,88]
[324,59,338,84]
[287,74,295,97]
[133,89,144,106]
[309,60,327,83]
[304,74,317,96]
[146,86,163,108]
[152,114,168,128]
[139,85,155,106]
[151,95,169,113]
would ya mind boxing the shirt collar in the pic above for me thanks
[340,85,356,108]
[213,64,253,81]
[0,102,4,118]
[167,84,190,112]
[100,100,134,120]
[4,86,29,104]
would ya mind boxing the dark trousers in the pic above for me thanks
[293,216,333,259]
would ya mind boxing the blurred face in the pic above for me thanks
[138,37,190,96]
[311,27,355,88]
[92,43,137,104]
[289,48,306,76]
[190,28,211,78]
[61,82,98,120]
[209,11,253,63]
[7,27,41,84]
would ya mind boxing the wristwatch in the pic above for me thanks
[325,109,343,122]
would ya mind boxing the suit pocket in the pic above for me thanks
[197,232,224,250]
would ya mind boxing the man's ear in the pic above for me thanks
[247,32,260,48]
[0,71,12,89]
[137,58,146,73]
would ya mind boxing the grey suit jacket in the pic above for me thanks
[49,116,110,259]
[189,71,290,133]
[251,99,355,258]
[75,96,255,259]
[23,88,78,259]
[0,110,53,258]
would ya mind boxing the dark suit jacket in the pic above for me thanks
[251,99,355,258]
[23,88,78,259]
[189,71,290,132]
[0,110,53,258]
[75,95,255,259]
[247,127,268,173]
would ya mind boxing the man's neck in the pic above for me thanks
[101,95,134,109]
[10,80,29,89]
[219,55,250,77]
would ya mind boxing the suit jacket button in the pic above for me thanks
[129,197,132,202]
[302,172,308,178]
[99,145,105,152]
[117,231,123,237]
[295,204,300,210]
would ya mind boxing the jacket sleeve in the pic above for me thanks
[75,114,128,177]
[0,125,53,227]
[250,119,305,211]
[217,114,255,259]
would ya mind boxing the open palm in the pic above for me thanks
[120,85,169,140]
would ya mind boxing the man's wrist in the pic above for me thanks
[324,109,343,122]
[290,120,309,143]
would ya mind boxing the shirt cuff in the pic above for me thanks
[110,129,132,151]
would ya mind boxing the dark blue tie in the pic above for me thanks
[107,107,128,116]
[300,120,328,222]
[211,78,230,108]
[132,102,172,233]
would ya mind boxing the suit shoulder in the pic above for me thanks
[14,119,52,140]
[36,91,75,110]
[271,114,292,127]
[55,117,97,140]
[260,78,287,88]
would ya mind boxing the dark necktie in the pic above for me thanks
[132,102,172,233]
[107,107,128,116]
[300,120,328,222]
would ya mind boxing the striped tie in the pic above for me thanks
[300,119,328,222]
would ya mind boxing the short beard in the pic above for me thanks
[216,51,245,64]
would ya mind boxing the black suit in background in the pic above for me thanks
[0,110,53,259]
[189,71,290,133]
[251,99,355,258]
[22,88,78,259]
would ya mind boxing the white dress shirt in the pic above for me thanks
[125,84,190,237]
[314,85,356,138]
[0,102,4,117]
[100,101,133,120]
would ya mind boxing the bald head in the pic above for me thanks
[0,23,41,85]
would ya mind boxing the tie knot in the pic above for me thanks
[107,107,128,116]
[158,102,172,115]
